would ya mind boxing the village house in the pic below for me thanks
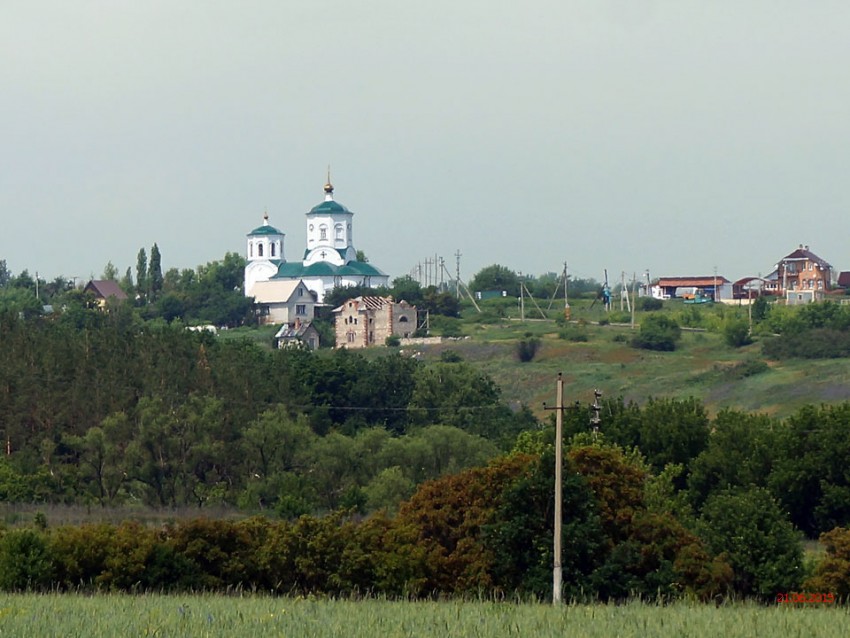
[768,245,834,304]
[83,280,128,308]
[274,319,321,350]
[333,296,417,349]
[250,278,317,326]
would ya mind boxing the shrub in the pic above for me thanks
[763,328,850,359]
[723,318,752,348]
[804,527,850,599]
[560,326,588,342]
[385,334,401,347]
[632,315,681,351]
[439,350,463,363]
[639,297,663,311]
[516,334,540,362]
[430,316,463,338]
[0,529,54,591]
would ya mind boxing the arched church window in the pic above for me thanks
[270,243,276,257]
[249,243,253,257]
[258,244,264,257]
[335,224,343,240]
[320,225,327,240]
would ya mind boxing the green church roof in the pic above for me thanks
[273,260,386,279]
[309,200,352,215]
[248,224,284,236]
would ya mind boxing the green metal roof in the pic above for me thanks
[302,248,347,261]
[273,260,386,279]
[337,262,386,276]
[247,224,284,236]
[308,200,352,215]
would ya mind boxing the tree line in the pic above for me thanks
[3,441,848,601]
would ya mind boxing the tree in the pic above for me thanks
[101,261,118,281]
[148,244,163,300]
[0,259,11,287]
[135,248,147,298]
[698,487,803,599]
[120,267,133,295]
[469,264,520,297]
[687,410,778,509]
[422,289,460,318]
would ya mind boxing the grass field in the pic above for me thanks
[407,316,850,420]
[0,595,846,637]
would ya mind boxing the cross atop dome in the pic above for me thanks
[324,166,334,201]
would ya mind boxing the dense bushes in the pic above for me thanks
[762,328,850,359]
[631,315,681,351]
[0,447,735,600]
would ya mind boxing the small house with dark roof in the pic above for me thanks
[775,245,833,303]
[243,177,389,304]
[83,280,128,308]
[274,319,320,350]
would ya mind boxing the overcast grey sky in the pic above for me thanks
[2,1,849,285]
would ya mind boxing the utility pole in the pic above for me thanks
[455,250,462,299]
[518,272,525,321]
[564,262,570,320]
[544,373,565,604]
[631,273,637,329]
[620,272,625,311]
[544,382,602,605]
[748,285,753,335]
[590,388,602,435]
[713,266,718,302]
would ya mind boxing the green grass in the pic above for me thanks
[0,595,845,637]
[413,316,850,420]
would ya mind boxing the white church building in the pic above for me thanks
[244,179,389,304]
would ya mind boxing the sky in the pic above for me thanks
[2,1,849,286]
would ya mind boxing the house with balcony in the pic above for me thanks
[775,245,833,304]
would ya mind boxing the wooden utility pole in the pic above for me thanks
[553,373,564,604]
[631,272,637,329]
[455,250,462,299]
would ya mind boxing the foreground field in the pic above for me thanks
[0,595,846,638]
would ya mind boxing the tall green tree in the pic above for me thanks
[135,248,147,298]
[148,244,163,300]
[101,261,118,281]
[0,260,11,287]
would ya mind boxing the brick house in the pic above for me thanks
[774,245,833,303]
[332,296,417,348]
